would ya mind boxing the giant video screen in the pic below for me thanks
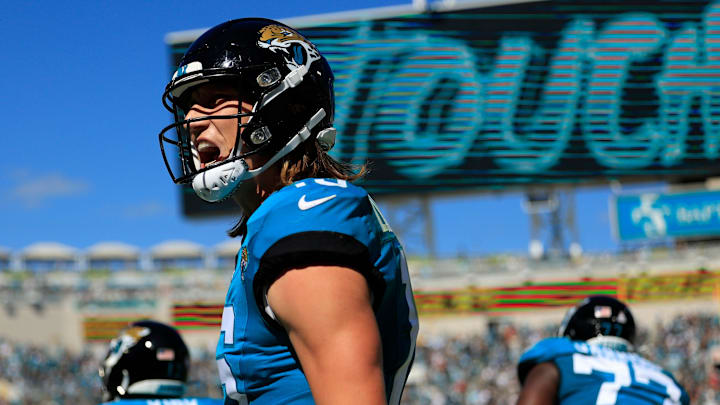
[167,0,720,216]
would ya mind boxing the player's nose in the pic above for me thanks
[185,108,211,135]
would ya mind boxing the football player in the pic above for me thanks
[516,296,689,405]
[99,320,223,404]
[157,18,418,405]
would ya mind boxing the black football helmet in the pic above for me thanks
[558,296,636,348]
[99,320,189,401]
[158,18,336,202]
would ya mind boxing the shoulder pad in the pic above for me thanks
[261,178,366,214]
[518,337,579,384]
[248,178,370,235]
[246,178,377,265]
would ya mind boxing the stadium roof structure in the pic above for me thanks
[164,3,417,44]
[214,239,243,258]
[164,0,539,44]
[149,240,204,260]
[21,242,77,261]
[86,242,140,261]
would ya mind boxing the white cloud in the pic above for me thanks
[9,171,89,208]
[123,201,167,218]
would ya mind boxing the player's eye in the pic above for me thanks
[175,94,192,111]
[214,91,238,103]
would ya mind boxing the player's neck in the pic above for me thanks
[230,167,282,217]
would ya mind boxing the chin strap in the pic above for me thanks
[191,108,327,202]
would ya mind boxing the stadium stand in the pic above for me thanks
[0,247,9,272]
[213,239,243,270]
[0,313,717,404]
[0,241,718,403]
[1,239,718,275]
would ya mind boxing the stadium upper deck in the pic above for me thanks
[0,238,715,281]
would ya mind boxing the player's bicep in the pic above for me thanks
[267,265,379,358]
[267,265,386,405]
[516,362,559,405]
[254,231,385,322]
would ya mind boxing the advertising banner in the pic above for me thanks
[613,190,720,241]
[167,270,717,322]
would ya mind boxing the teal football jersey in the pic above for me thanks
[518,337,689,405]
[216,178,419,405]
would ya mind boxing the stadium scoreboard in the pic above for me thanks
[166,0,720,217]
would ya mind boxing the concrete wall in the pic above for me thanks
[0,298,84,352]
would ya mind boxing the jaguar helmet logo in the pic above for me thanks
[103,326,150,370]
[257,25,321,70]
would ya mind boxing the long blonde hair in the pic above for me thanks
[278,139,366,185]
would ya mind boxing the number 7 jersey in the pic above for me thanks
[518,337,689,405]
[216,178,419,405]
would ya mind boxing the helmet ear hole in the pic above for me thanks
[257,67,282,87]
[250,126,272,145]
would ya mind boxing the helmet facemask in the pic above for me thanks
[159,67,330,202]
[159,70,272,186]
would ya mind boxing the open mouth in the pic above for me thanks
[196,140,221,167]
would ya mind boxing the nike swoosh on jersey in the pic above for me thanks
[298,194,337,210]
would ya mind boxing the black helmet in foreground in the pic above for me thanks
[99,320,189,401]
[558,296,636,348]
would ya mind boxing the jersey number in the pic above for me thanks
[572,353,682,405]
[217,305,248,405]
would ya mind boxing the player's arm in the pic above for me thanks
[268,264,387,405]
[516,362,559,405]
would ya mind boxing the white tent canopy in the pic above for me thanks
[21,242,77,261]
[150,240,204,260]
[86,241,140,261]
[215,239,243,258]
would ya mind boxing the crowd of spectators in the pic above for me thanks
[402,313,720,405]
[0,339,98,404]
[0,312,718,404]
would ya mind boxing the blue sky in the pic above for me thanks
[0,0,633,257]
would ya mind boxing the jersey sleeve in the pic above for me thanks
[517,337,576,385]
[248,179,385,318]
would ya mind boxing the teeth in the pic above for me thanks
[195,139,221,166]
[197,140,218,152]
